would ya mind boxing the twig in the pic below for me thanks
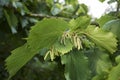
[28,13,70,20]
[116,0,120,16]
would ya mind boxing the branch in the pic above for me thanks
[28,13,70,20]
[116,0,120,16]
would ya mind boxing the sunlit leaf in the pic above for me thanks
[108,55,120,80]
[69,16,91,30]
[115,55,120,64]
[84,25,117,54]
[27,18,69,53]
[46,0,54,7]
[77,4,88,15]
[108,64,120,80]
[54,39,73,54]
[92,72,108,80]
[5,44,37,79]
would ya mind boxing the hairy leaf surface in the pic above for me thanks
[27,18,69,52]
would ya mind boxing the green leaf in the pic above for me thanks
[77,4,88,15]
[108,0,116,4]
[108,64,120,80]
[29,18,38,23]
[12,2,29,15]
[51,3,63,15]
[96,14,116,27]
[115,55,120,64]
[46,0,54,7]
[27,18,69,52]
[4,9,18,33]
[69,16,91,30]
[20,18,29,28]
[87,48,112,73]
[96,53,112,74]
[54,39,73,54]
[85,48,112,80]
[84,25,117,54]
[63,5,74,13]
[99,0,105,2]
[65,0,78,7]
[61,50,90,80]
[92,72,108,80]
[5,44,37,79]
[102,19,120,40]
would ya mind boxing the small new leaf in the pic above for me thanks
[54,39,73,55]
[69,16,91,30]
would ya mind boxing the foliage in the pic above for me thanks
[61,50,90,80]
[5,44,37,79]
[84,25,117,53]
[96,14,117,27]
[27,18,69,53]
[102,19,120,40]
[5,16,118,80]
[1,0,120,80]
